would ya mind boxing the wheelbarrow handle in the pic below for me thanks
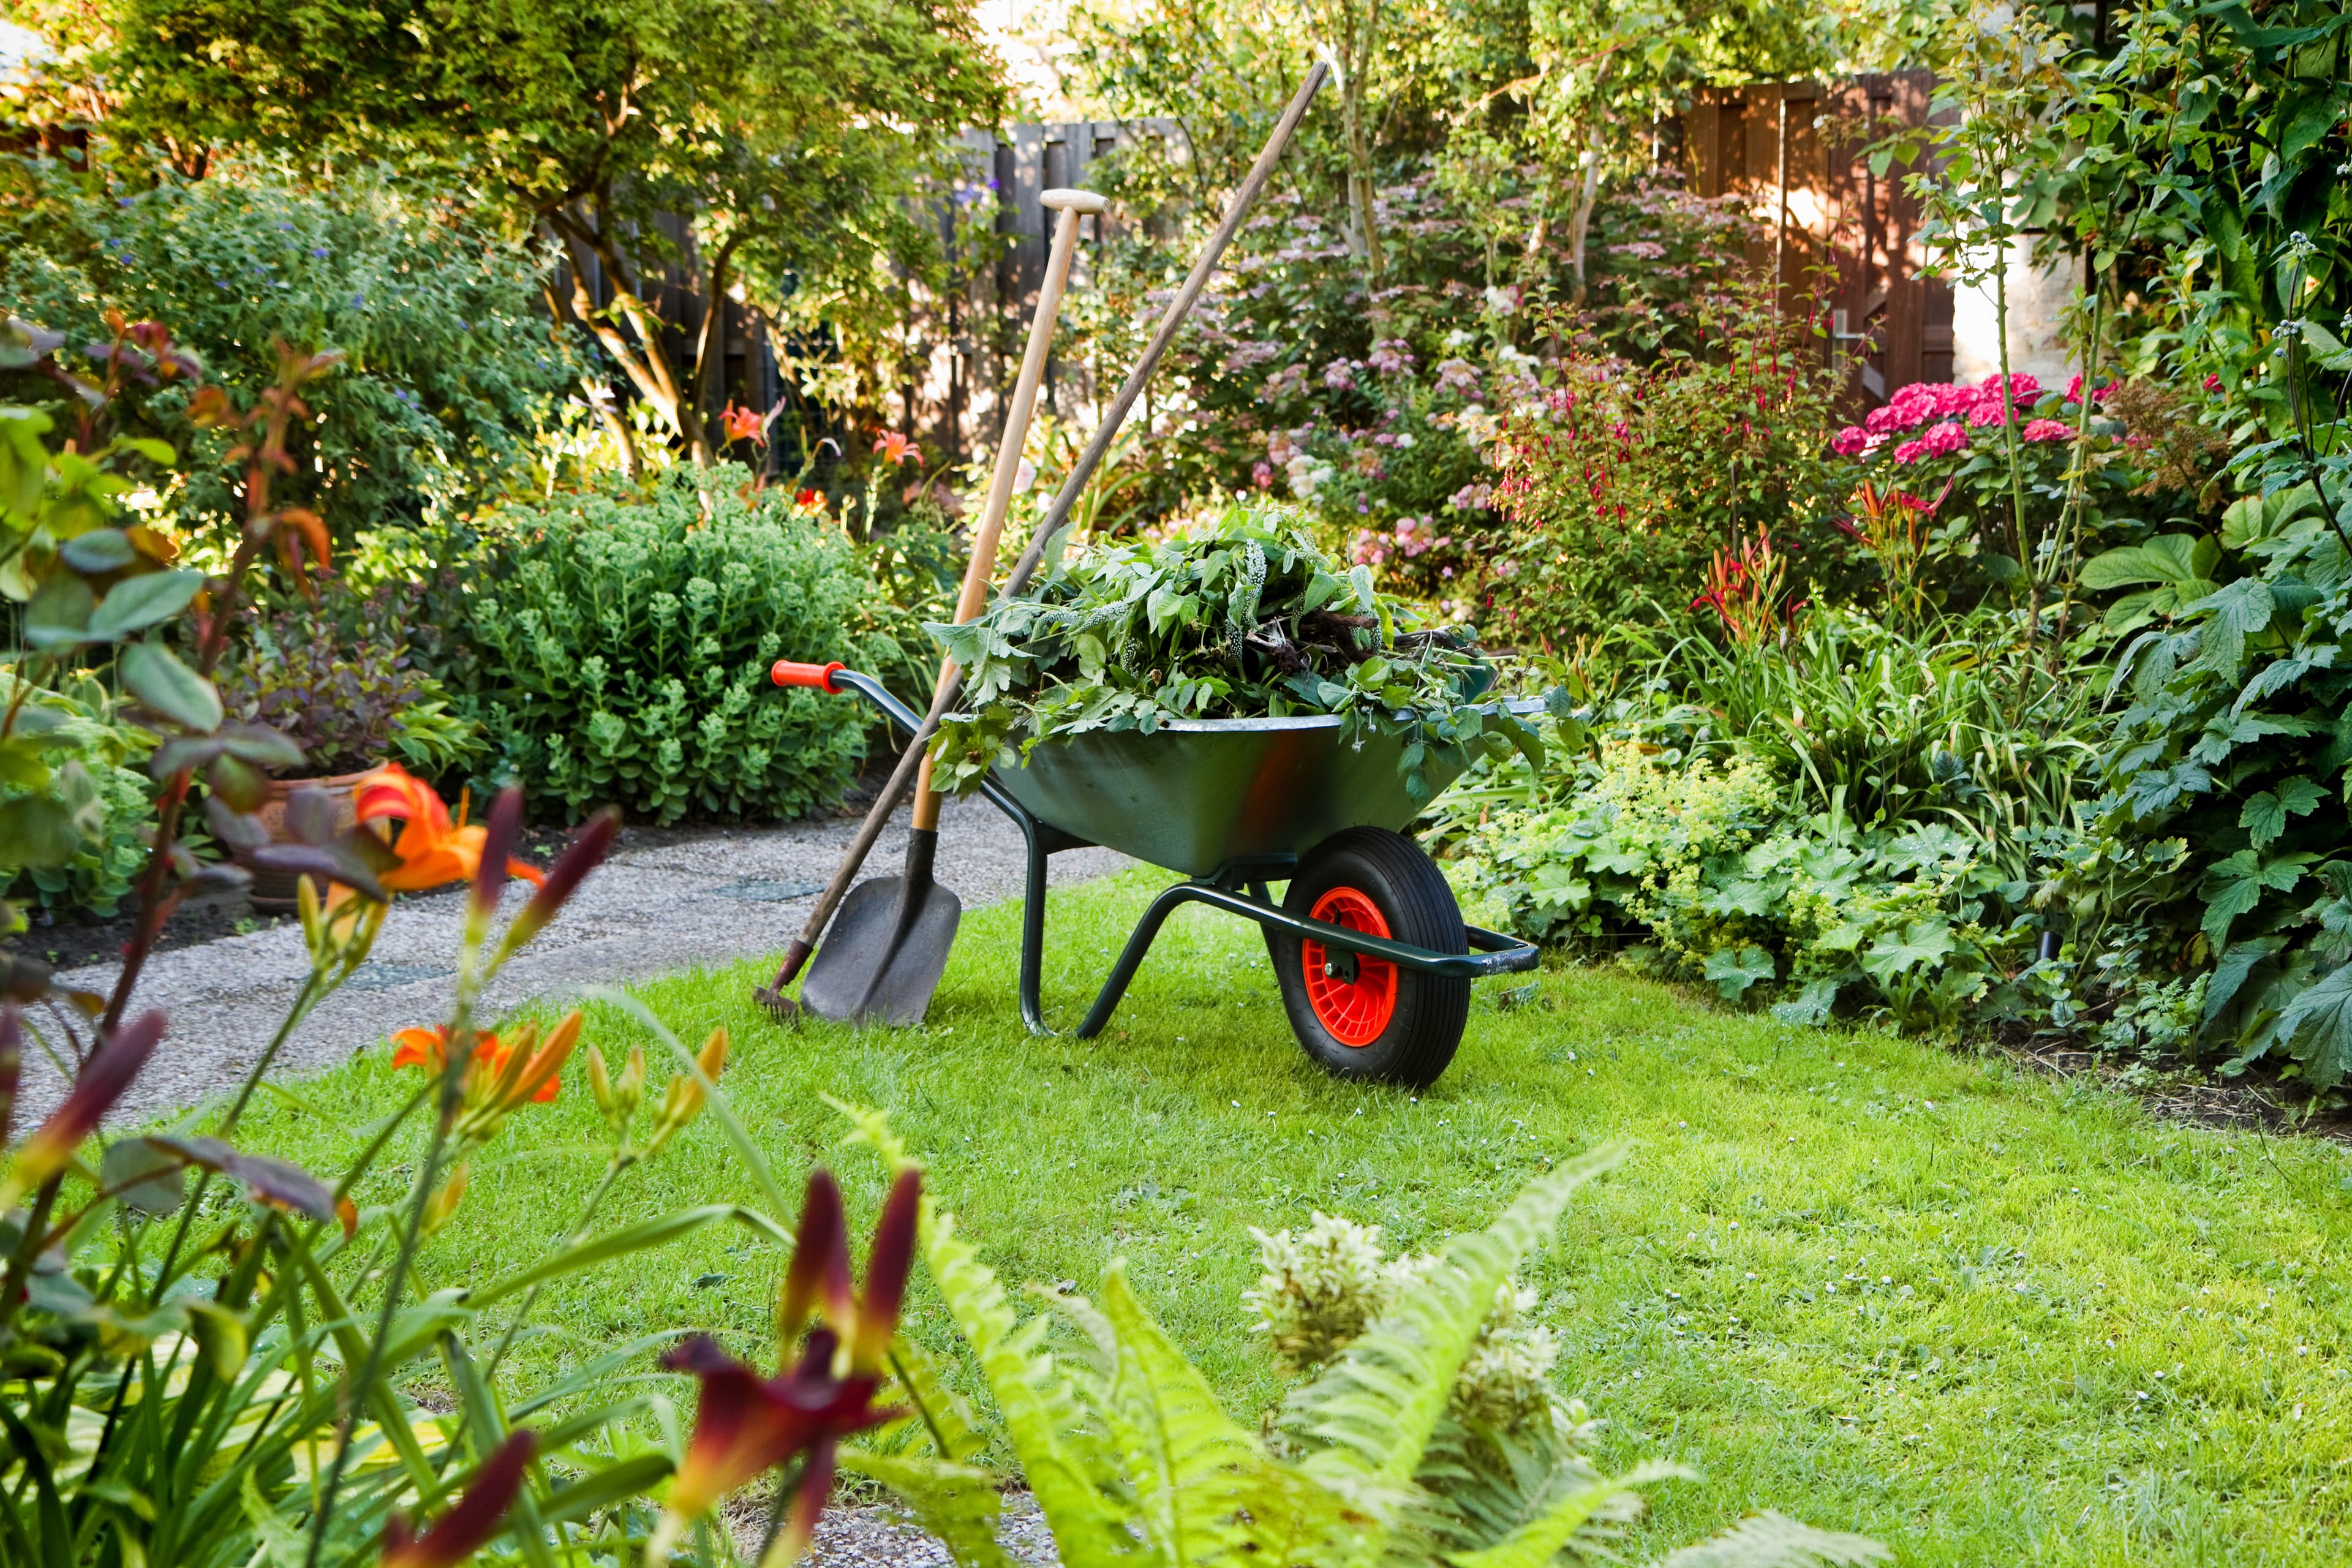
[771,660,847,693]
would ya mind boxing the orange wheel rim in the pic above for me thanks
[1302,886,1398,1046]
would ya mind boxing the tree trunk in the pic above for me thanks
[687,232,746,469]
[1326,0,1384,285]
[545,200,701,462]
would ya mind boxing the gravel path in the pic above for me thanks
[19,793,1127,1125]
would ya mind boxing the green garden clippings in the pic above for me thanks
[924,502,1539,798]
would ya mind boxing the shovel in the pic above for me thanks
[756,60,1329,1024]
[796,187,1108,1025]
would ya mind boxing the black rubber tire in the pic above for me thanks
[1270,827,1469,1088]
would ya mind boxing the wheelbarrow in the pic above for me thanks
[771,661,1540,1088]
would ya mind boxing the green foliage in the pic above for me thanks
[0,156,574,536]
[841,1106,1883,1568]
[436,466,918,824]
[0,672,159,918]
[926,502,1537,801]
[219,579,484,778]
[1447,608,2132,1033]
[57,0,1008,458]
[1488,277,1844,645]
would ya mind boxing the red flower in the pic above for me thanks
[383,1430,535,1568]
[657,1168,920,1553]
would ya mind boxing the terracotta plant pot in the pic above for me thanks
[247,766,378,910]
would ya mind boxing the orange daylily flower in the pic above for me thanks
[354,764,545,894]
[391,1011,581,1115]
[872,431,916,466]
[721,401,766,445]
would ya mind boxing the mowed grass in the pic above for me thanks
[223,867,2352,1564]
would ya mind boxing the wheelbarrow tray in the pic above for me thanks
[988,715,1461,878]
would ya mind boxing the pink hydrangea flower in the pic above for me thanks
[1252,460,1275,488]
[1830,425,1872,456]
[1891,438,1928,465]
[1919,420,1969,456]
[1366,339,1415,375]
[2062,372,2113,405]
[2022,418,2075,442]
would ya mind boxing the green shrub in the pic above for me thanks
[435,467,919,824]
[0,155,575,537]
[219,579,484,780]
[1487,277,1844,647]
[0,673,162,921]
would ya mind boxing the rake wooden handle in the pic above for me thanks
[911,191,1093,834]
[759,62,1329,1004]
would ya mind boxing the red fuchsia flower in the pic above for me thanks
[722,402,766,445]
[873,431,916,466]
[2204,374,2223,393]
[0,1009,165,1207]
[655,1167,921,1559]
[383,1430,536,1568]
[2021,418,2076,443]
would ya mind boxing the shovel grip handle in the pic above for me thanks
[772,660,846,693]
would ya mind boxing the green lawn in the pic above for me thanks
[226,868,2352,1564]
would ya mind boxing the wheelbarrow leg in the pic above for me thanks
[1017,813,1053,1037]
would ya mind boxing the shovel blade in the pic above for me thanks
[797,875,963,1026]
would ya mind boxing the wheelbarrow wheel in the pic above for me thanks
[1271,827,1468,1088]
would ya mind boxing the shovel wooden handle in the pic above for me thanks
[911,189,1095,833]
[758,67,1326,1011]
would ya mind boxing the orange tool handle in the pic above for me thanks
[771,660,846,693]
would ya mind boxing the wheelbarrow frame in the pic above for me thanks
[818,667,1540,1038]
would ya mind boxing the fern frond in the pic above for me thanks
[1100,1267,1351,1568]
[836,1450,1016,1568]
[840,1102,1143,1568]
[1446,1460,1689,1568]
[1280,1146,1627,1526]
[1646,1512,1889,1568]
[889,1338,997,1468]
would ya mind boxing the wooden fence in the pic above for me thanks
[625,81,1969,473]
[1679,72,1954,403]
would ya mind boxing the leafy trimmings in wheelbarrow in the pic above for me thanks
[925,505,1540,800]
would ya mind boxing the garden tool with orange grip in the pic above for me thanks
[756,62,1329,1025]
[769,187,1104,1024]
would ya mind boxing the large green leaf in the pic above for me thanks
[86,569,203,642]
[120,641,222,733]
[0,795,81,868]
[1703,946,1774,1000]
[2080,533,2215,591]
[2273,965,2352,1090]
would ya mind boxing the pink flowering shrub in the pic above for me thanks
[1825,371,2157,600]
[1059,158,1770,592]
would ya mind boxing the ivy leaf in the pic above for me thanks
[1703,946,1775,1000]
